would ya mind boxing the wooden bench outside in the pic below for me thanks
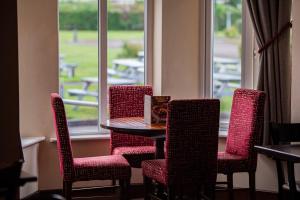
[63,99,98,107]
[68,89,98,99]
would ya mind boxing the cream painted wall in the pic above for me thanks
[154,0,201,99]
[18,0,59,138]
[292,0,300,123]
[17,0,300,192]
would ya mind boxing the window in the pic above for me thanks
[58,0,151,135]
[205,0,254,131]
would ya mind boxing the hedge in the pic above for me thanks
[59,2,144,30]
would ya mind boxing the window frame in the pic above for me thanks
[204,0,255,130]
[98,0,153,130]
[59,0,153,135]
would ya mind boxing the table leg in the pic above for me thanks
[287,161,297,200]
[155,139,165,159]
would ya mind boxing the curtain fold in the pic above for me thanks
[245,0,292,144]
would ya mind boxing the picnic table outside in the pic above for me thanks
[212,57,241,98]
[67,76,137,100]
[59,55,78,78]
[112,58,144,83]
[62,56,145,109]
[213,72,241,98]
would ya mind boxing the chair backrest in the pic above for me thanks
[270,123,300,145]
[225,89,266,161]
[109,85,153,119]
[109,85,153,149]
[165,99,220,186]
[51,93,74,180]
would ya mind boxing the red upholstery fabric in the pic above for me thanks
[142,159,167,185]
[109,85,155,168]
[142,100,220,188]
[74,155,131,181]
[51,93,131,182]
[51,93,74,181]
[218,89,266,174]
[112,146,156,168]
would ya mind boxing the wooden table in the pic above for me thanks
[255,144,300,200]
[100,117,166,159]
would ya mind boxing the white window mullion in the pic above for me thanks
[99,0,108,126]
[145,0,154,86]
[241,0,254,89]
[204,0,213,98]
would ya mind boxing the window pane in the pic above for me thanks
[58,0,99,134]
[107,0,145,87]
[212,0,242,128]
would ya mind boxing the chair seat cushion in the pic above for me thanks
[142,159,167,185]
[112,146,156,168]
[73,155,131,181]
[217,152,249,174]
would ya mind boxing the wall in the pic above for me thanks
[290,0,300,187]
[18,0,59,138]
[292,0,300,122]
[153,0,201,99]
[17,0,300,192]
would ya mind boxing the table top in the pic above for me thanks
[255,144,300,162]
[100,117,166,138]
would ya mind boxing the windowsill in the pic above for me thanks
[21,136,46,148]
[49,133,110,142]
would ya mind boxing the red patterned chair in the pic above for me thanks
[142,99,220,200]
[109,85,155,168]
[51,93,131,200]
[217,89,265,200]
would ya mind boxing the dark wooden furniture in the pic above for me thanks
[101,117,166,159]
[19,171,38,186]
[255,144,300,200]
[0,160,38,200]
[267,123,300,200]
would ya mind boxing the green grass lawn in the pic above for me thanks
[60,30,144,82]
[60,30,233,121]
[60,30,144,120]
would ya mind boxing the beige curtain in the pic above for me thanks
[246,0,292,144]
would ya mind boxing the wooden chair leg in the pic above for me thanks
[120,179,130,200]
[167,185,175,200]
[249,171,256,200]
[227,173,234,200]
[204,184,216,200]
[63,180,72,200]
[275,160,284,200]
[144,175,152,200]
[287,161,297,200]
[112,179,116,186]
